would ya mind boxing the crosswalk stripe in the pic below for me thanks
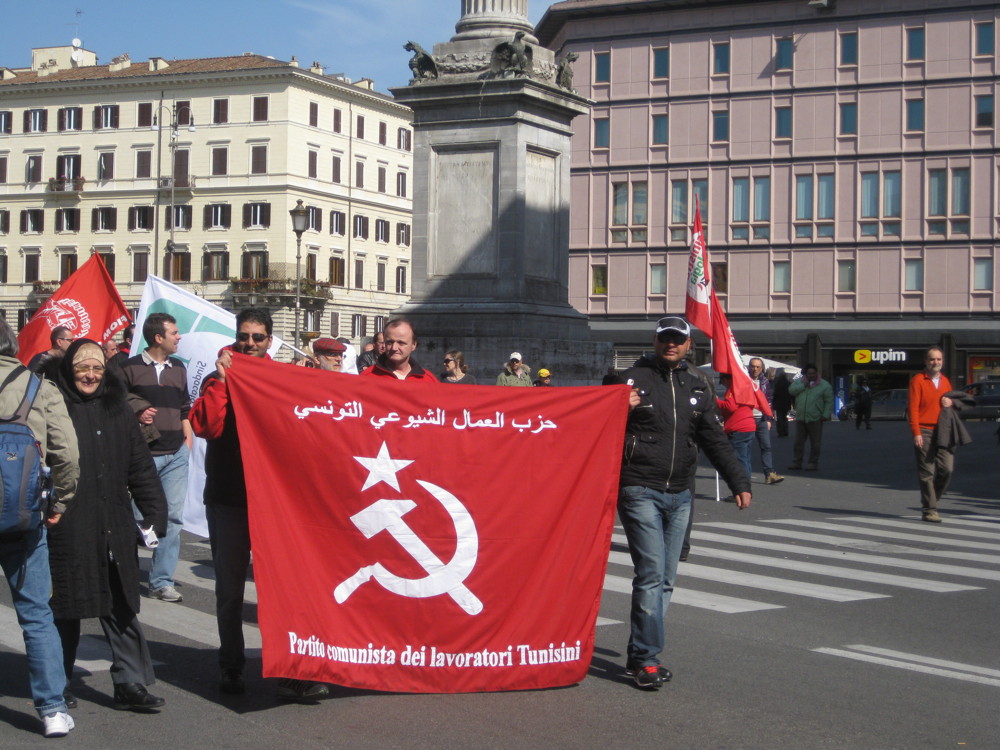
[692,530,1000,581]
[812,648,1000,688]
[603,573,783,613]
[764,519,1000,552]
[844,645,1000,678]
[0,604,164,674]
[688,546,981,593]
[835,517,1000,541]
[595,617,623,627]
[946,515,1000,523]
[608,550,886,602]
[139,596,262,652]
[934,517,1000,529]
[698,523,1000,565]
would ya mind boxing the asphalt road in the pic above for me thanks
[1,419,997,749]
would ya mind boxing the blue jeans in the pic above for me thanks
[0,527,67,718]
[753,417,774,476]
[139,443,189,591]
[729,431,754,484]
[617,486,692,667]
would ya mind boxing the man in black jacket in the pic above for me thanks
[618,316,751,689]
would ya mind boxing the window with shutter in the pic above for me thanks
[242,251,268,279]
[378,167,386,193]
[377,262,386,291]
[0,210,8,235]
[395,265,407,294]
[330,211,345,236]
[212,147,228,176]
[24,254,40,283]
[0,256,7,284]
[307,206,321,232]
[355,161,364,188]
[203,251,229,281]
[355,259,364,289]
[166,252,191,282]
[309,102,319,128]
[375,219,389,243]
[0,156,5,185]
[396,172,406,197]
[247,202,270,228]
[379,122,387,145]
[137,102,153,128]
[332,156,341,183]
[356,116,364,139]
[127,207,136,231]
[306,254,317,281]
[213,99,228,124]
[27,155,42,183]
[133,252,149,282]
[173,150,189,187]
[330,257,345,286]
[59,253,77,281]
[253,96,268,122]
[251,145,267,175]
[136,150,152,179]
[25,109,47,133]
[308,150,318,178]
[97,152,115,180]
[333,109,342,133]
[176,102,191,126]
[57,108,65,132]
[0,111,11,134]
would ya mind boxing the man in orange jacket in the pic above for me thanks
[908,346,954,523]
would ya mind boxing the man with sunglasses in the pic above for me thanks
[191,308,329,703]
[617,316,751,690]
[27,326,75,373]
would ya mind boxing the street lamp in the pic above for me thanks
[289,199,310,350]
[151,104,195,277]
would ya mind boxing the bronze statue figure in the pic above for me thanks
[489,31,533,78]
[405,41,438,81]
[556,52,578,91]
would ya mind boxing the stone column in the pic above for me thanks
[453,0,538,43]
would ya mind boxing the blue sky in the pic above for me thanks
[2,0,552,93]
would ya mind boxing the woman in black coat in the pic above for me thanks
[44,339,169,713]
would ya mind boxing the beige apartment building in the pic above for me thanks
[537,0,1000,394]
[0,45,414,349]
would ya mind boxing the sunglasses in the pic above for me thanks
[73,365,105,375]
[443,358,454,364]
[236,332,269,343]
[657,331,688,345]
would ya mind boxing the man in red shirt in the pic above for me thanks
[908,346,954,523]
[360,318,437,382]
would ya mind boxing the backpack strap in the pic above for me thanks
[0,366,42,427]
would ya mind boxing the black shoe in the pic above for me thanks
[275,678,329,703]
[632,665,665,689]
[62,689,78,710]
[679,552,689,562]
[219,669,245,695]
[112,683,165,712]
[625,661,672,682]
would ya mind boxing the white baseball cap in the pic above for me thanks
[509,352,522,362]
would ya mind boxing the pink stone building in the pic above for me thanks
[536,0,1000,391]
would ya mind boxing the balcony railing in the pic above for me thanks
[31,280,61,296]
[230,277,332,307]
[46,176,85,197]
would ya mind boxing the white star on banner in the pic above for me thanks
[353,442,414,492]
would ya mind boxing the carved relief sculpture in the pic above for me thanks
[489,32,534,79]
[405,41,438,82]
[556,52,578,92]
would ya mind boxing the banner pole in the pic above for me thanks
[279,341,311,358]
[715,470,721,502]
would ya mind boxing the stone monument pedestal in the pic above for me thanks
[391,25,611,385]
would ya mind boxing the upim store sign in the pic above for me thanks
[855,349,908,365]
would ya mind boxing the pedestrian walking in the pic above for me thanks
[716,374,756,485]
[190,308,329,702]
[496,353,532,386]
[617,317,750,690]
[908,347,956,523]
[441,350,476,384]
[0,319,80,737]
[772,370,792,437]
[120,313,191,604]
[45,340,168,714]
[787,364,834,471]
[854,377,873,430]
[748,358,783,484]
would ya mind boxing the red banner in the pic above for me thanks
[685,197,712,335]
[17,254,131,365]
[224,355,629,693]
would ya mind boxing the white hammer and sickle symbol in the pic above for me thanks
[334,480,483,615]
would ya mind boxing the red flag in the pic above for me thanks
[710,292,769,413]
[222,355,629,693]
[17,254,131,365]
[685,197,712,334]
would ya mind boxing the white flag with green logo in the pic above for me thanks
[133,276,286,537]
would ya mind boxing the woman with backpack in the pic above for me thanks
[43,339,168,714]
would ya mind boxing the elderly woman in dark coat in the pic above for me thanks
[44,339,169,713]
